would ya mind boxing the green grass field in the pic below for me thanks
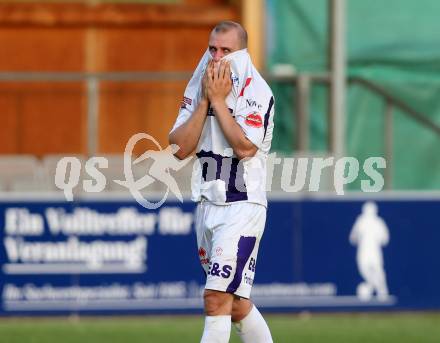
[1,312,439,343]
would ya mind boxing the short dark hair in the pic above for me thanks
[212,21,248,49]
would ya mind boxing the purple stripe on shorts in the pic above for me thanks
[226,236,256,294]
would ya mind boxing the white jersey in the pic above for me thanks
[171,49,275,207]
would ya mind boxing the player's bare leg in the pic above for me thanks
[204,289,234,315]
[232,297,273,343]
[200,289,234,343]
[231,297,252,321]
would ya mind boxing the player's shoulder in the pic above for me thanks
[250,69,274,103]
[252,68,271,90]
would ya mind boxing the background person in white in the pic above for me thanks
[350,201,390,301]
[169,21,274,343]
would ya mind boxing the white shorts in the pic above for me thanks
[195,201,266,299]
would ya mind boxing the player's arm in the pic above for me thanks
[207,60,257,160]
[349,219,359,245]
[169,72,210,160]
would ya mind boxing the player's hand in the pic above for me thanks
[206,59,232,104]
[202,64,210,101]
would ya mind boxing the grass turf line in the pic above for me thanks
[0,313,439,343]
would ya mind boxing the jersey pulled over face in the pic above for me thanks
[208,30,242,62]
[171,48,275,208]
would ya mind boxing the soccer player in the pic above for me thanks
[169,21,275,343]
[349,201,390,301]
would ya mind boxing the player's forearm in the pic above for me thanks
[169,99,209,159]
[211,99,257,160]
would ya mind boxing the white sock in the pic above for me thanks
[233,306,273,343]
[200,315,231,343]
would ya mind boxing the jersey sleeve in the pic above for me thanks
[170,78,204,134]
[233,79,271,150]
[170,95,195,133]
[171,50,211,134]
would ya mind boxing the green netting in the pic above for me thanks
[267,0,440,190]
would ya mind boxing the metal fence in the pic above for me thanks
[0,70,439,190]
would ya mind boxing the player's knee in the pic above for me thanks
[231,298,253,322]
[203,290,233,316]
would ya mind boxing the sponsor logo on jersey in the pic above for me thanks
[245,112,263,128]
[208,262,232,279]
[246,98,263,110]
[244,273,254,285]
[198,247,209,265]
[248,257,256,272]
[231,73,239,87]
[198,247,206,257]
[180,96,192,109]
